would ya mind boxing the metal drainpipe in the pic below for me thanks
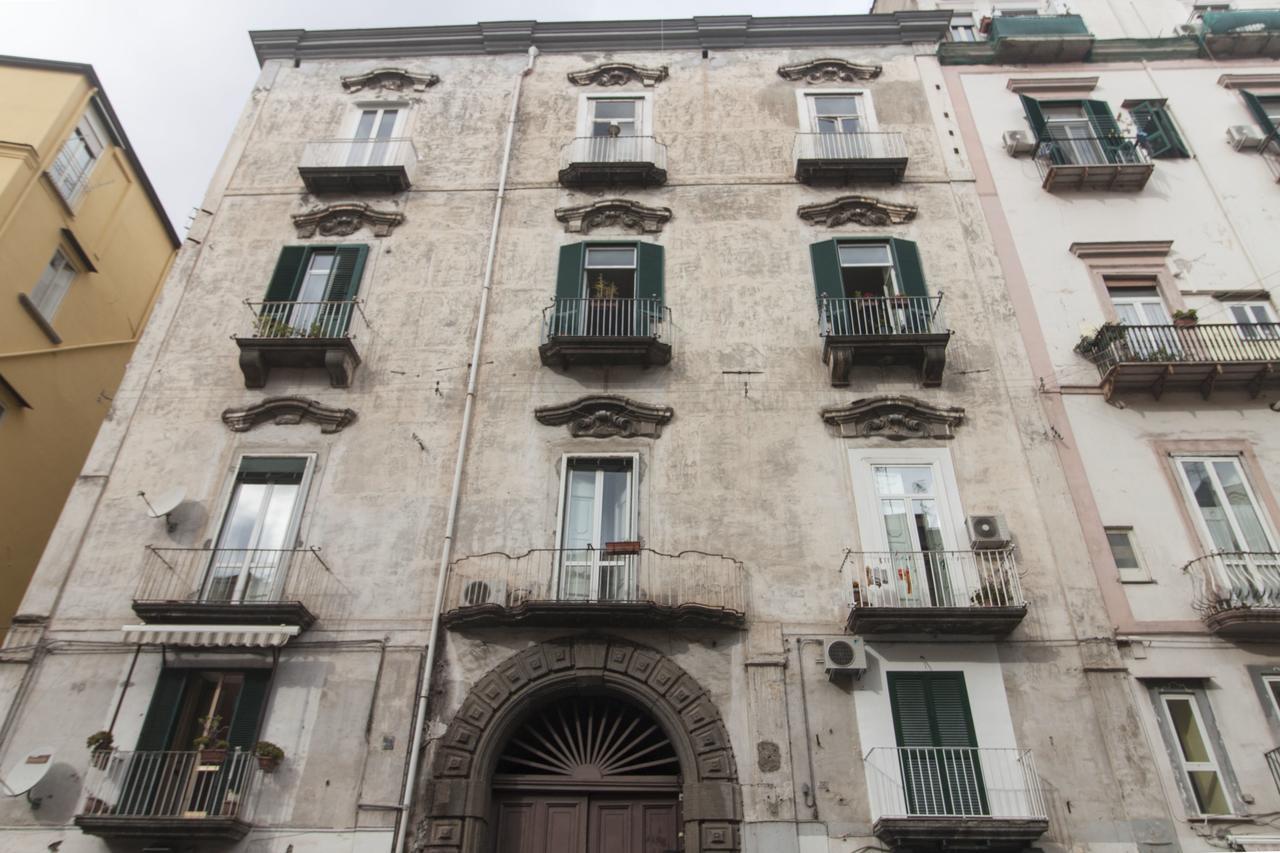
[391,44,539,853]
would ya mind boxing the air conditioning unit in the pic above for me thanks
[1003,130,1036,157]
[1176,21,1203,36]
[1228,125,1265,151]
[821,637,867,681]
[462,579,505,607]
[968,515,1013,549]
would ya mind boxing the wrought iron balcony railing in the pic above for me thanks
[234,300,368,388]
[865,746,1047,821]
[77,750,262,840]
[558,136,668,187]
[241,299,367,341]
[133,546,346,628]
[819,295,946,338]
[542,297,670,341]
[1267,746,1280,797]
[794,131,908,163]
[1034,135,1153,191]
[1184,551,1280,638]
[443,547,745,628]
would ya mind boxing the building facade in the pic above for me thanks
[0,56,178,639]
[1,8,1274,853]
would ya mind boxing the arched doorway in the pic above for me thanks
[492,694,681,853]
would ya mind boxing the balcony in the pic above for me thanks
[298,138,414,194]
[76,750,262,842]
[1035,136,1153,192]
[539,297,672,368]
[234,299,366,388]
[819,295,951,387]
[132,546,345,630]
[1267,746,1280,796]
[1078,323,1280,400]
[847,549,1027,636]
[558,136,667,188]
[865,747,1049,853]
[442,547,745,629]
[1201,10,1280,58]
[1185,551,1280,639]
[989,15,1095,62]
[794,132,909,184]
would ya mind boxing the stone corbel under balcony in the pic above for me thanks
[236,338,361,389]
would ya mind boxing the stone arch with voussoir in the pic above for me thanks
[415,636,742,853]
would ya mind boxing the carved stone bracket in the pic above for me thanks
[222,397,357,434]
[567,62,669,87]
[798,195,917,227]
[554,198,673,234]
[778,58,882,83]
[821,396,964,440]
[535,395,673,438]
[292,203,404,238]
[340,67,439,93]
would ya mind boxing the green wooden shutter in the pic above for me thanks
[810,239,848,335]
[889,672,936,747]
[227,670,271,750]
[1130,102,1189,159]
[135,669,189,751]
[889,239,928,298]
[635,242,665,337]
[264,246,308,302]
[1083,100,1128,164]
[888,672,986,817]
[1018,95,1048,140]
[325,245,368,302]
[927,673,980,747]
[1242,91,1278,136]
[552,243,586,335]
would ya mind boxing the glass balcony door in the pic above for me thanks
[346,107,400,167]
[558,458,634,602]
[1043,104,1105,166]
[204,459,307,604]
[872,464,962,608]
[808,94,867,159]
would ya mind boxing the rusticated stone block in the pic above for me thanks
[681,696,718,731]
[574,638,608,670]
[442,721,481,753]
[457,697,493,729]
[475,673,510,709]
[701,821,740,850]
[667,674,701,709]
[647,657,683,694]
[545,641,573,670]
[519,645,550,679]
[697,749,734,779]
[605,642,634,672]
[690,722,728,754]
[627,649,660,681]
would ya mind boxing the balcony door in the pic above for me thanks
[888,672,987,817]
[581,246,637,337]
[1042,103,1106,166]
[345,106,401,167]
[1108,285,1176,359]
[807,93,868,159]
[556,457,635,603]
[1176,457,1280,606]
[1227,301,1279,341]
[205,457,309,605]
[585,97,642,163]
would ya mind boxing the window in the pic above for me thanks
[48,104,108,207]
[1153,687,1234,815]
[206,457,311,604]
[1225,301,1278,340]
[1108,285,1170,326]
[888,672,986,816]
[1106,526,1151,582]
[1175,456,1276,555]
[948,14,983,41]
[1019,97,1133,166]
[259,245,368,338]
[555,455,637,602]
[588,98,640,138]
[29,248,78,322]
[1263,674,1280,720]
[810,238,932,335]
[807,94,865,135]
[583,246,636,299]
[345,106,403,167]
[1127,101,1190,159]
[551,242,665,337]
[1241,91,1280,139]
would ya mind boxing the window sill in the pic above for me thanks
[1187,813,1252,823]
[17,293,63,345]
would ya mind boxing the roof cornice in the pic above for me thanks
[250,12,951,65]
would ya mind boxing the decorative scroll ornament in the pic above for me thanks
[535,395,673,438]
[777,58,882,84]
[340,67,439,93]
[797,195,917,228]
[222,397,357,434]
[292,203,404,238]
[554,198,673,234]
[567,62,669,88]
[820,396,964,440]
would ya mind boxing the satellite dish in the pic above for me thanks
[0,747,55,799]
[138,488,185,532]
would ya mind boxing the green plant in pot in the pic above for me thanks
[1075,321,1126,359]
[86,730,113,769]
[254,741,285,772]
[1172,308,1198,327]
[194,715,230,765]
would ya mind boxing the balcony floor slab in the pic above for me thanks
[824,333,951,387]
[1042,163,1153,192]
[76,814,252,842]
[558,162,667,189]
[1101,360,1280,401]
[1205,607,1280,640]
[235,337,361,388]
[298,165,410,194]
[131,600,316,629]
[443,600,744,630]
[540,336,671,368]
[796,157,908,184]
[873,815,1050,853]
[848,605,1027,636]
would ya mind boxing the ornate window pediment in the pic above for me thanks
[778,58,882,84]
[797,195,917,227]
[535,395,673,438]
[292,202,404,238]
[340,67,439,93]
[567,62,669,88]
[222,397,357,434]
[820,396,964,440]
[554,198,673,234]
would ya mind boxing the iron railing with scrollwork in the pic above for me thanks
[1183,551,1280,616]
[847,549,1024,610]
[1078,323,1280,376]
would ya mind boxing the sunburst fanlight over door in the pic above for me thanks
[495,695,680,784]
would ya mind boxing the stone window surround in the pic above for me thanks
[795,88,881,134]
[1070,241,1185,324]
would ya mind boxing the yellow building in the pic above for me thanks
[0,55,177,638]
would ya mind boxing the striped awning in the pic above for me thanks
[121,624,299,647]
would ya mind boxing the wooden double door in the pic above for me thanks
[494,792,680,853]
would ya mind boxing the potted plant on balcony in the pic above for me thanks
[194,715,230,765]
[1172,308,1199,328]
[1074,321,1125,359]
[970,581,1008,607]
[86,730,113,769]
[254,741,285,773]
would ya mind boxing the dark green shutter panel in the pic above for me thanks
[1242,91,1278,135]
[135,669,188,751]
[1083,100,1120,138]
[889,673,936,747]
[325,245,368,302]
[927,673,979,747]
[264,246,308,302]
[888,672,985,817]
[1018,95,1048,140]
[889,239,928,299]
[809,240,843,302]
[1130,102,1189,159]
[635,243,665,304]
[551,243,586,336]
[227,670,271,750]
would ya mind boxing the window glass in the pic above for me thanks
[1105,527,1150,582]
[839,244,892,267]
[206,457,306,604]
[1161,694,1231,815]
[1108,285,1170,326]
[30,249,77,321]
[1228,303,1279,340]
[590,99,639,137]
[583,246,637,299]
[559,457,635,602]
[1265,675,1280,719]
[838,243,895,299]
[809,94,863,134]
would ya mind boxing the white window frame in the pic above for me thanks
[847,448,967,554]
[341,101,409,138]
[1156,689,1236,816]
[795,89,880,134]
[1262,674,1280,721]
[48,104,109,208]
[552,452,641,602]
[575,93,653,138]
[206,453,318,556]
[1224,301,1278,340]
[1173,455,1278,554]
[28,248,78,323]
[1105,526,1152,583]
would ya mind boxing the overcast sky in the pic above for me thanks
[0,0,873,233]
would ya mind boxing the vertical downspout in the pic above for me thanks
[392,44,539,853]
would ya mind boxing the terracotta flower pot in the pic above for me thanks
[604,540,642,555]
[1173,317,1197,328]
[199,748,227,766]
[257,754,281,773]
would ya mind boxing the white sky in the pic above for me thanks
[0,0,873,233]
